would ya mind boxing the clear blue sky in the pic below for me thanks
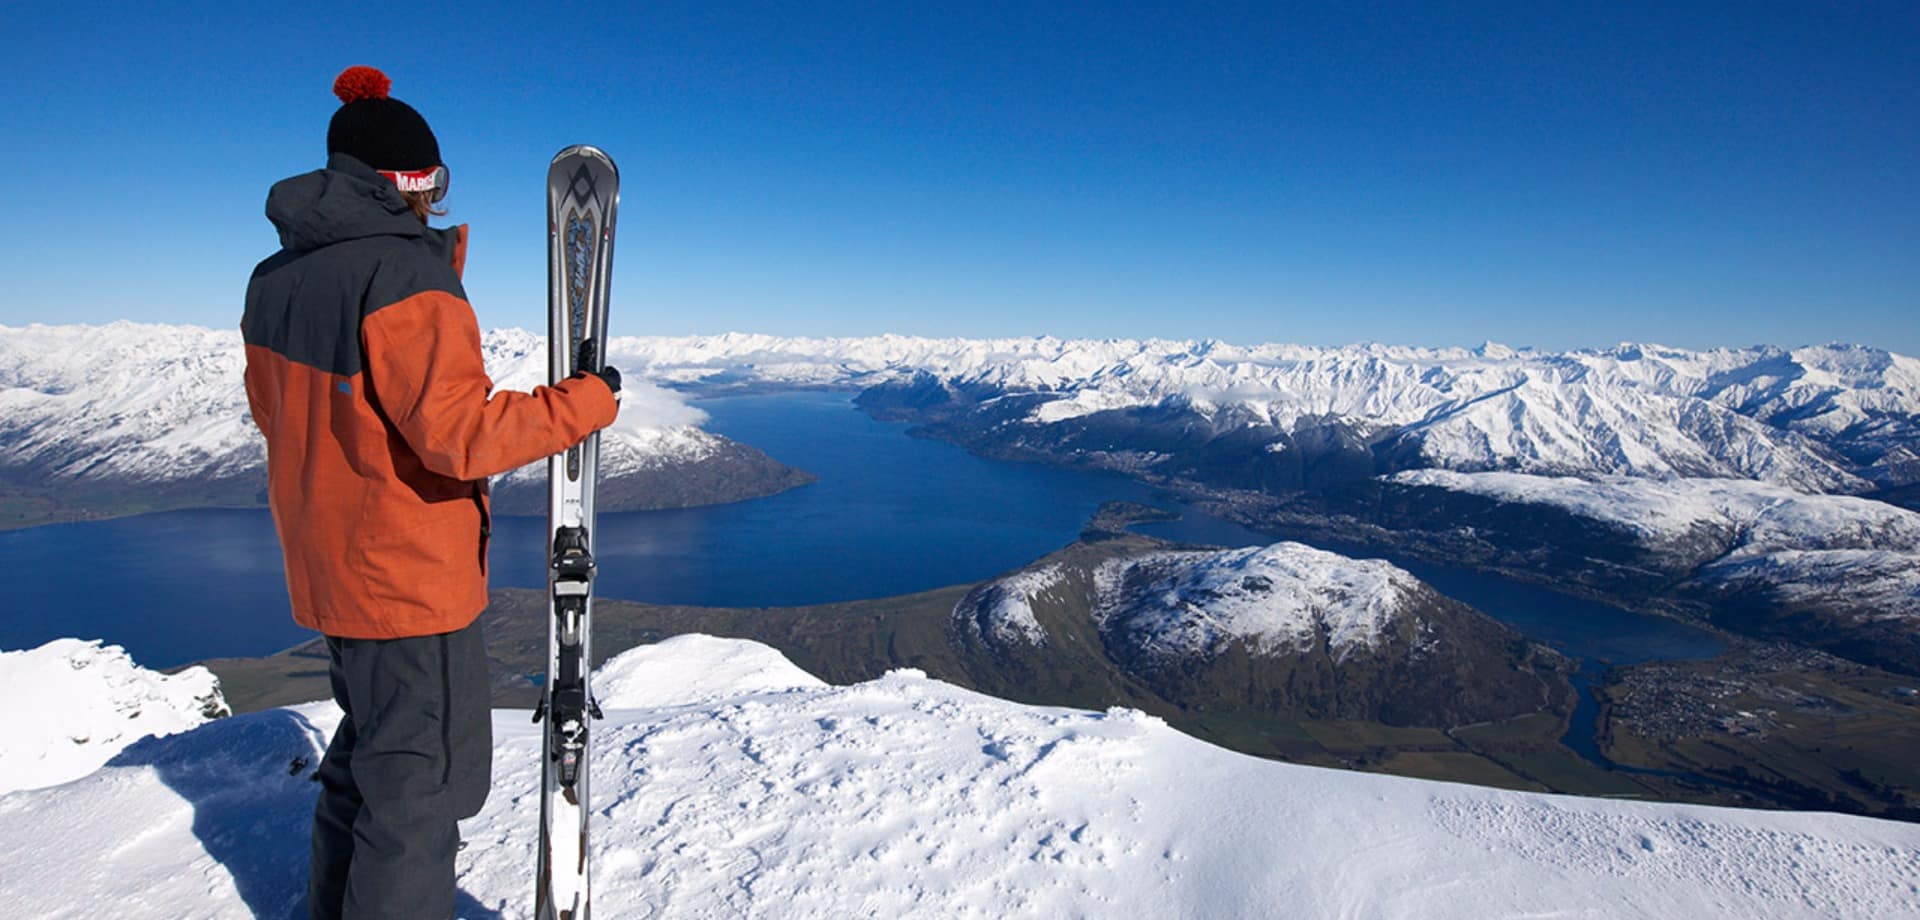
[1,2,1914,353]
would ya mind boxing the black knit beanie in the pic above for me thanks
[325,66,441,171]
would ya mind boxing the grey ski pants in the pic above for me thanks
[308,618,492,920]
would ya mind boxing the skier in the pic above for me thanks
[241,66,622,919]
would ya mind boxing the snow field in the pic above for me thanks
[1,636,1916,918]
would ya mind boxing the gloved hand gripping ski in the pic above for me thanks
[572,337,622,396]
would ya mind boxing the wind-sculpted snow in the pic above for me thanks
[1092,544,1417,662]
[0,636,1914,918]
[0,639,227,795]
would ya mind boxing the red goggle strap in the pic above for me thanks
[377,165,448,197]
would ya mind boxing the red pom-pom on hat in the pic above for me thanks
[332,66,392,105]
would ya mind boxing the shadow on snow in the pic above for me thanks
[107,708,502,919]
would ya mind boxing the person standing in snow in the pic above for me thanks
[241,66,621,919]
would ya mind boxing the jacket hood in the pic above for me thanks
[265,153,426,252]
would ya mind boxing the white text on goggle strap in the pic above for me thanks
[383,170,443,192]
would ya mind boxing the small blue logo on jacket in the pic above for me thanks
[337,381,351,395]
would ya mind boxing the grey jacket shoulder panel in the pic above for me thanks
[244,155,466,378]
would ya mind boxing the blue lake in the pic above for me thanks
[0,391,1252,668]
[0,388,1723,765]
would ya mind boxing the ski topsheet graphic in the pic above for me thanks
[536,145,618,920]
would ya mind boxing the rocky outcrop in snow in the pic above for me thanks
[0,639,228,794]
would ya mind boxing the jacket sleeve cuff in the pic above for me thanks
[563,372,621,426]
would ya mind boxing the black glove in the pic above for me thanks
[573,338,622,395]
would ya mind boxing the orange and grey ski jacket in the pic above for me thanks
[242,153,617,639]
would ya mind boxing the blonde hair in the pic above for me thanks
[402,189,446,223]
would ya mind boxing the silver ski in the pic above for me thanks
[536,144,619,920]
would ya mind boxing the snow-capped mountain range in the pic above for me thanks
[7,324,1915,510]
[0,634,1913,918]
[0,322,713,484]
[597,331,1920,492]
[1391,469,1920,553]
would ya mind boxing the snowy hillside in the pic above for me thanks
[0,635,1915,918]
[1388,470,1920,661]
[0,639,227,795]
[949,563,1067,647]
[0,323,261,482]
[1392,469,1920,601]
[949,542,1442,662]
[1391,469,1920,552]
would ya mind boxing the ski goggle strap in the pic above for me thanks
[377,165,450,203]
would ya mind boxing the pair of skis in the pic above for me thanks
[535,145,619,920]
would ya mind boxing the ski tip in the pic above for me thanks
[551,145,617,173]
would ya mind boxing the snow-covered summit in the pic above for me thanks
[957,542,1449,662]
[1090,543,1422,662]
[949,563,1070,647]
[949,543,1428,660]
[0,635,1913,918]
[0,638,227,795]
[592,633,826,707]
